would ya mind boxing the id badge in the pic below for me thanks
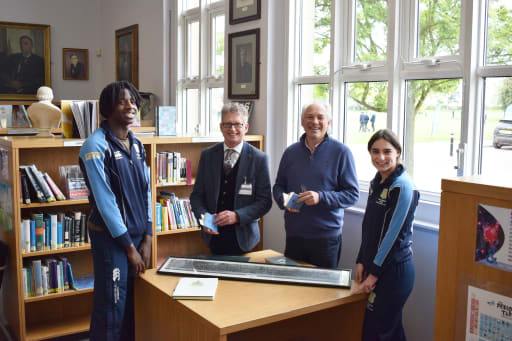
[239,183,253,195]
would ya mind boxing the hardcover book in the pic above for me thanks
[282,192,304,210]
[172,277,218,300]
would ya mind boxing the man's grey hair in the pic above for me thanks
[301,103,332,121]
[221,102,249,123]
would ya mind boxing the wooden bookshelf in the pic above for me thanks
[0,134,264,340]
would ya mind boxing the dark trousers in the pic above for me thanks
[210,225,244,255]
[284,234,342,269]
[362,258,415,341]
[89,228,142,341]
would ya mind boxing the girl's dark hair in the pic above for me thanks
[99,81,141,118]
[367,129,402,155]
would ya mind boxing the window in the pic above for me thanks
[178,0,225,136]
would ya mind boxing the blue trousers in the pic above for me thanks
[284,234,342,269]
[361,258,415,341]
[89,228,142,341]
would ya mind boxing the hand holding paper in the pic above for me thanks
[199,212,219,234]
[283,192,304,211]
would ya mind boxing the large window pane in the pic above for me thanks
[187,20,200,78]
[405,79,462,192]
[345,82,388,182]
[485,0,512,65]
[184,0,199,11]
[417,0,460,58]
[354,0,388,63]
[481,77,512,177]
[185,88,200,135]
[299,0,331,76]
[212,14,225,76]
[208,87,224,134]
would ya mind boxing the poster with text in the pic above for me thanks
[466,286,512,341]
[475,204,512,272]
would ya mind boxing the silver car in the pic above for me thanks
[493,104,512,149]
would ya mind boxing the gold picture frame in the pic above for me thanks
[115,24,138,88]
[0,21,51,100]
[62,48,88,80]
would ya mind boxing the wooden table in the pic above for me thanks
[134,250,367,341]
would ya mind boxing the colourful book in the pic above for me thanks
[157,106,177,136]
[32,213,44,251]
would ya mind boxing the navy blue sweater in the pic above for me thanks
[273,134,359,238]
[357,165,419,277]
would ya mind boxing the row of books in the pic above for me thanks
[156,152,192,185]
[19,164,88,204]
[155,192,199,232]
[21,211,87,253]
[23,257,93,297]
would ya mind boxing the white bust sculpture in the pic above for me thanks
[27,86,62,135]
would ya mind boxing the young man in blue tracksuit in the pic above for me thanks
[273,103,359,268]
[79,81,152,341]
[353,129,420,341]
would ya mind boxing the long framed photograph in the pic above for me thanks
[0,21,51,100]
[62,48,88,80]
[115,24,138,88]
[228,29,259,99]
[229,0,261,25]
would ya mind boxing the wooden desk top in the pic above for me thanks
[139,250,365,335]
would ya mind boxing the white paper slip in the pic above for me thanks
[172,277,218,300]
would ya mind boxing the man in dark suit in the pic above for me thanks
[1,35,45,94]
[190,102,272,255]
[69,54,85,79]
[236,45,252,84]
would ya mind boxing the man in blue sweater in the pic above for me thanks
[273,103,359,268]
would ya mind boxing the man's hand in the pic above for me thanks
[214,210,239,226]
[296,191,320,206]
[202,225,219,235]
[355,263,366,283]
[351,274,378,295]
[138,234,152,268]
[282,196,300,213]
[126,244,145,276]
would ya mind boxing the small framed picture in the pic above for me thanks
[62,48,88,80]
[229,0,261,25]
[115,24,138,88]
[0,21,51,100]
[228,29,260,99]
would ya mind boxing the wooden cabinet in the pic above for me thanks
[0,134,263,340]
[434,176,512,340]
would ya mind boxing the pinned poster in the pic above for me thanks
[466,286,512,341]
[475,204,512,272]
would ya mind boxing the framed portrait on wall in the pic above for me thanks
[115,24,138,88]
[229,0,261,25]
[228,29,260,99]
[62,48,88,80]
[0,21,51,100]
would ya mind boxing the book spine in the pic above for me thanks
[73,211,81,247]
[41,265,49,295]
[43,215,50,250]
[43,172,66,200]
[31,165,56,202]
[30,219,36,252]
[21,166,46,203]
[60,257,69,290]
[23,218,30,253]
[32,213,44,251]
[20,172,31,204]
[80,213,86,246]
[155,202,162,232]
[23,268,28,297]
[32,259,43,296]
[67,262,75,290]
[57,212,65,249]
[64,216,71,248]
[50,214,58,250]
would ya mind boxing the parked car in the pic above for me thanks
[493,104,512,149]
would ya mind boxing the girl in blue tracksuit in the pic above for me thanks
[79,81,152,341]
[354,129,420,341]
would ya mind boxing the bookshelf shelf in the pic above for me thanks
[21,244,91,258]
[20,199,89,208]
[156,227,201,236]
[24,288,94,303]
[26,314,90,341]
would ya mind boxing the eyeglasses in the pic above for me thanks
[221,122,245,129]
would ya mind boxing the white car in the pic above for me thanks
[493,104,512,149]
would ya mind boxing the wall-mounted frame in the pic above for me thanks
[0,21,51,100]
[229,0,261,25]
[115,24,138,88]
[228,29,259,99]
[62,48,88,80]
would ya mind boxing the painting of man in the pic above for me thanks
[236,44,252,84]
[63,48,88,80]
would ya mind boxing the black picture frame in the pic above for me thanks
[228,29,260,99]
[62,48,88,80]
[115,24,139,88]
[229,0,261,25]
[0,21,51,100]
